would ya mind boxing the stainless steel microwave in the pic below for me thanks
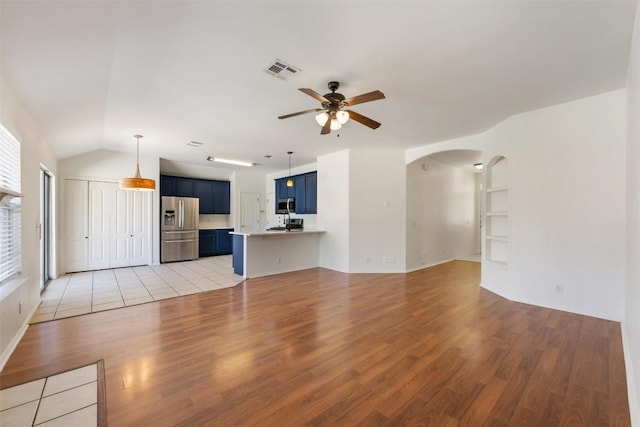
[277,198,295,214]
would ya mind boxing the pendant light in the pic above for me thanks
[119,134,156,191]
[286,151,294,187]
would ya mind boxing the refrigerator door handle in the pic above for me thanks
[180,199,184,228]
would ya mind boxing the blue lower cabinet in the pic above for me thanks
[215,229,233,255]
[199,230,216,257]
[232,235,244,276]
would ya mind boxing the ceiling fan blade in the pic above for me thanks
[320,116,332,135]
[346,110,382,129]
[299,88,331,104]
[343,90,385,107]
[278,108,323,120]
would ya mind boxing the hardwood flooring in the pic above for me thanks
[0,261,630,426]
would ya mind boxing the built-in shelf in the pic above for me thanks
[485,156,509,266]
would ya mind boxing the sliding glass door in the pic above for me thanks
[40,167,53,291]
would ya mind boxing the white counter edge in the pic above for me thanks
[230,230,325,237]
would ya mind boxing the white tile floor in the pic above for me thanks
[0,363,100,426]
[32,256,243,323]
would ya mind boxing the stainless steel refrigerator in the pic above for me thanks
[161,196,199,263]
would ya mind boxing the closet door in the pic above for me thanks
[65,179,89,272]
[111,187,131,268]
[111,188,149,268]
[88,181,115,270]
[128,190,149,266]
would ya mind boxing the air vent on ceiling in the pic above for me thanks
[265,59,300,81]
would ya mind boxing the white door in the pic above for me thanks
[129,190,149,266]
[65,179,89,272]
[111,188,149,268]
[111,187,131,268]
[88,181,114,270]
[240,192,260,232]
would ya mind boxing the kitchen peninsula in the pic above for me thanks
[231,230,325,278]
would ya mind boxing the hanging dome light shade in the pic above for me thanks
[119,134,156,191]
[286,151,294,187]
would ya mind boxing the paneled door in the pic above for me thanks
[240,192,260,232]
[88,181,113,270]
[66,179,150,272]
[65,179,89,272]
[111,188,149,268]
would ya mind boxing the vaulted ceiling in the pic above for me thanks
[1,1,636,172]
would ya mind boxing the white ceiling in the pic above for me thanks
[0,1,636,172]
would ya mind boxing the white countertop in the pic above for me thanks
[230,230,325,237]
[199,226,234,230]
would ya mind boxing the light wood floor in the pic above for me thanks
[0,261,631,426]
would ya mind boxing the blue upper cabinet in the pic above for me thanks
[160,175,176,196]
[294,175,306,213]
[161,175,230,214]
[212,181,230,214]
[194,180,213,213]
[175,178,194,197]
[274,171,317,214]
[305,172,317,214]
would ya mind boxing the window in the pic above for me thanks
[0,122,21,284]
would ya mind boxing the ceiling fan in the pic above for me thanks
[278,81,385,135]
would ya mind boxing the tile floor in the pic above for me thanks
[32,255,243,323]
[0,363,101,426]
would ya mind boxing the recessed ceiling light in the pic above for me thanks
[207,156,254,167]
[187,141,204,147]
[263,155,273,158]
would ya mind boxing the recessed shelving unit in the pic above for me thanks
[485,156,509,265]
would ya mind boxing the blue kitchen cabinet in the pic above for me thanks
[212,181,231,214]
[175,178,195,197]
[194,179,214,214]
[199,230,216,257]
[215,229,233,254]
[160,175,176,196]
[294,175,306,213]
[305,172,317,214]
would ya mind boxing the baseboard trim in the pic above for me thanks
[621,323,640,426]
[0,301,39,372]
[406,258,455,273]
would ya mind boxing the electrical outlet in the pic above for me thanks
[555,284,563,295]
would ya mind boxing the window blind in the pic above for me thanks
[0,123,21,284]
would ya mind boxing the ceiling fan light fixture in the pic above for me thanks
[336,110,350,125]
[315,112,329,126]
[119,134,156,191]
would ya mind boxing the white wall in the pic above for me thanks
[625,2,640,423]
[349,149,406,273]
[58,149,160,265]
[481,89,626,321]
[317,150,350,272]
[0,77,58,369]
[406,157,477,270]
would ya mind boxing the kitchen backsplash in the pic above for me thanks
[199,214,231,229]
